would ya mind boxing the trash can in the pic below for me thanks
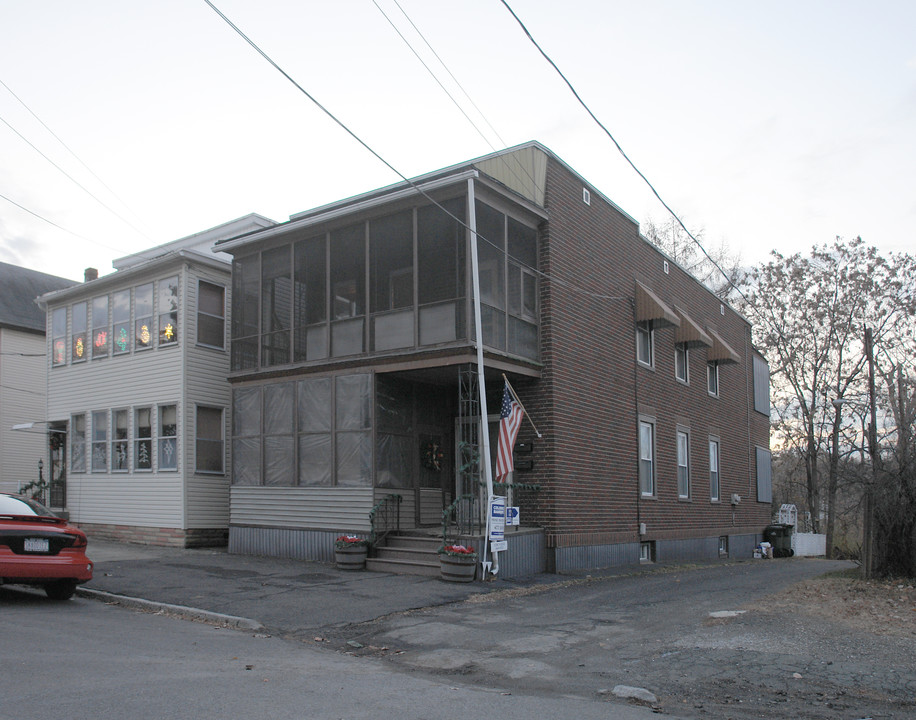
[764,524,794,558]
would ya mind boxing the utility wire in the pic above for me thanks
[499,0,747,303]
[0,190,102,246]
[0,112,152,244]
[203,0,628,305]
[376,0,541,208]
[0,77,150,235]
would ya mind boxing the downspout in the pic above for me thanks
[467,177,498,575]
[630,297,642,546]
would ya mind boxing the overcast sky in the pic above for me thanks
[0,0,913,282]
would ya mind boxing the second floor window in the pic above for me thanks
[198,281,226,349]
[636,322,654,367]
[159,276,179,346]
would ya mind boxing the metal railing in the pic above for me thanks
[369,493,402,550]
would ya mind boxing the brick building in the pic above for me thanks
[218,142,772,575]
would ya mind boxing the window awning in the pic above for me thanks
[635,282,679,328]
[673,306,713,348]
[706,328,741,364]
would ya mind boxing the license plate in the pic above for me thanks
[24,538,49,553]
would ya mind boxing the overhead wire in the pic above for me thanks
[202,0,630,305]
[0,190,109,247]
[0,112,153,245]
[498,0,749,304]
[0,77,151,235]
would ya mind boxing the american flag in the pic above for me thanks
[495,381,524,481]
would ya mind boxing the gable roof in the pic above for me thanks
[0,262,75,334]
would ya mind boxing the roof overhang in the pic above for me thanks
[635,282,679,328]
[706,328,741,364]
[674,305,713,348]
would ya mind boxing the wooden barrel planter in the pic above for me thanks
[439,554,478,582]
[335,544,368,571]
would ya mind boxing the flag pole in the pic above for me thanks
[502,374,542,438]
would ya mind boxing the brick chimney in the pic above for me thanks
[84,267,98,282]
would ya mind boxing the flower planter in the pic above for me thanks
[439,554,477,582]
[335,545,368,570]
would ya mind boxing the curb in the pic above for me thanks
[78,588,265,632]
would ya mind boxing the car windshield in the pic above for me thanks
[0,495,56,517]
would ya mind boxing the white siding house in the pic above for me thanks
[0,263,74,496]
[37,215,274,546]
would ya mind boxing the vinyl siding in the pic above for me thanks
[0,328,47,493]
[231,486,375,531]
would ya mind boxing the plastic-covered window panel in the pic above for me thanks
[335,374,371,430]
[232,437,261,485]
[263,382,294,436]
[376,377,413,433]
[264,435,295,486]
[336,432,371,486]
[376,433,412,488]
[233,387,262,437]
[298,434,332,486]
[297,378,331,433]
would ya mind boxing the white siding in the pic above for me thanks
[0,328,47,494]
[231,486,375,531]
[182,266,232,528]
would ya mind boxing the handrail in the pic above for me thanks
[441,493,480,547]
[369,493,402,549]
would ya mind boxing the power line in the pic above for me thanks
[498,0,748,303]
[203,0,633,306]
[0,112,152,244]
[0,77,150,235]
[0,190,101,245]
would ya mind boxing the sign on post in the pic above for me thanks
[489,496,505,541]
[506,506,520,526]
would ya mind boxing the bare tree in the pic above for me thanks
[740,238,915,559]
[642,216,743,300]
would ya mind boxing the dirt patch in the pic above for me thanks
[763,570,916,638]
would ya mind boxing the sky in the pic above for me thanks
[0,0,913,282]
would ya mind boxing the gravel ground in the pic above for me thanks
[324,563,916,720]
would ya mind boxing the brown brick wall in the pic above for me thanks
[512,157,771,549]
[78,523,228,548]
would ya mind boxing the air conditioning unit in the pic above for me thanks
[731,494,741,505]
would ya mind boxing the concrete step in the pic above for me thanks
[374,545,438,563]
[366,557,440,577]
[384,534,442,551]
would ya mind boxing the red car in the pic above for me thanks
[0,493,93,600]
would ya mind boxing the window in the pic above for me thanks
[707,361,719,396]
[636,321,654,367]
[675,345,689,383]
[71,414,86,472]
[756,446,773,503]
[293,236,328,362]
[158,276,179,346]
[195,406,224,473]
[158,405,178,470]
[753,354,770,415]
[329,223,365,357]
[51,307,67,366]
[198,281,226,349]
[71,302,88,362]
[112,289,131,354]
[677,430,690,499]
[135,283,153,350]
[91,295,109,359]
[231,255,260,370]
[298,377,332,486]
[263,383,295,485]
[91,411,108,472]
[639,420,655,496]
[111,409,129,471]
[709,439,720,501]
[135,408,152,470]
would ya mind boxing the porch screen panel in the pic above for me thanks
[330,223,365,357]
[298,377,332,486]
[261,246,292,367]
[475,200,506,350]
[376,433,412,488]
[263,382,294,485]
[507,217,538,360]
[294,235,327,362]
[232,256,260,370]
[417,198,465,345]
[336,374,371,487]
[232,387,261,485]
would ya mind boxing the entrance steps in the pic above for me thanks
[366,533,441,576]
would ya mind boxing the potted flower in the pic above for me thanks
[335,535,369,570]
[438,544,478,582]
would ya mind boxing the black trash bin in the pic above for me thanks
[764,524,795,557]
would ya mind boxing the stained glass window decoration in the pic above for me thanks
[159,404,178,470]
[135,283,153,350]
[71,302,87,362]
[112,289,131,355]
[135,407,152,471]
[158,276,179,346]
[92,295,109,359]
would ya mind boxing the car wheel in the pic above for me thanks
[45,580,78,601]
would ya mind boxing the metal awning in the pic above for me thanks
[673,306,713,348]
[635,282,680,328]
[706,328,741,364]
